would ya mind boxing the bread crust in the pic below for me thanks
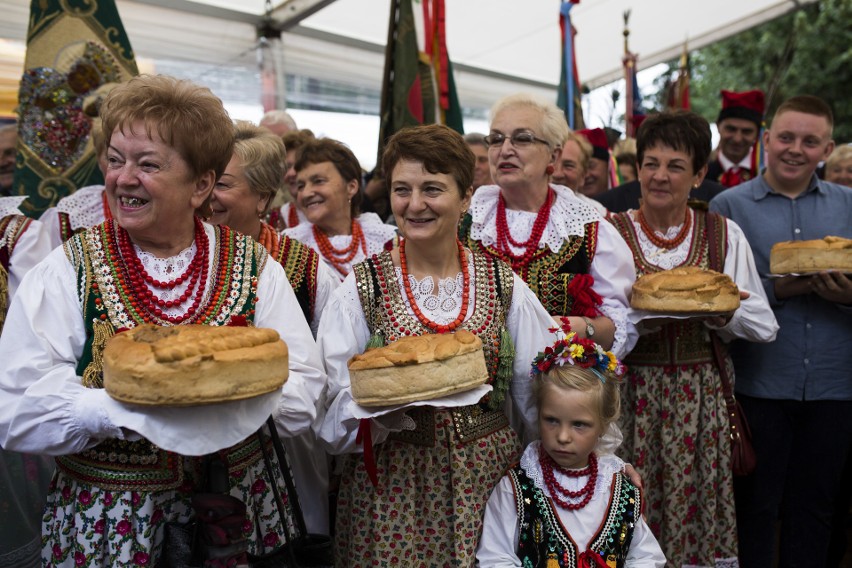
[348,330,488,407]
[103,324,289,406]
[770,236,852,274]
[631,266,740,313]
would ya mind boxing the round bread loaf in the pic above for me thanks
[348,329,488,407]
[103,324,289,406]
[770,236,852,274]
[631,266,740,313]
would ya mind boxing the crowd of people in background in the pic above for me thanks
[0,74,850,568]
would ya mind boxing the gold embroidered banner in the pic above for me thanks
[13,0,138,218]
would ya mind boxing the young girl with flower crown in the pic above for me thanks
[476,319,665,567]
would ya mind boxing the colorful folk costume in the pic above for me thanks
[284,212,398,281]
[256,220,339,535]
[40,185,110,249]
[459,185,636,358]
[0,219,326,567]
[477,444,665,567]
[318,246,555,567]
[0,197,55,568]
[607,208,777,567]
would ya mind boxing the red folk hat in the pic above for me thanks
[577,128,609,161]
[717,89,765,128]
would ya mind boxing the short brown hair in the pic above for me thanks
[280,129,315,156]
[533,364,623,431]
[232,121,286,216]
[295,138,363,217]
[636,110,711,173]
[772,95,834,131]
[382,124,474,198]
[100,74,233,180]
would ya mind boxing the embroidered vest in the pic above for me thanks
[353,250,514,445]
[270,234,320,325]
[56,222,265,490]
[0,215,34,334]
[459,215,597,316]
[608,210,728,366]
[510,465,640,568]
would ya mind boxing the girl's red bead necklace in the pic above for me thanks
[399,238,470,334]
[495,188,554,271]
[539,449,598,511]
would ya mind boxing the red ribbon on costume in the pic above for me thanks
[356,418,379,487]
[578,550,609,568]
[566,274,603,318]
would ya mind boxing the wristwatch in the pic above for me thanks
[581,316,596,338]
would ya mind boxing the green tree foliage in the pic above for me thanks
[655,0,852,142]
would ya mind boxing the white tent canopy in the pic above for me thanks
[2,0,817,112]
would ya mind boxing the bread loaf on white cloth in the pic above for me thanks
[630,266,740,313]
[770,236,852,274]
[103,324,289,406]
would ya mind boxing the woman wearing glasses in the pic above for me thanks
[459,93,637,358]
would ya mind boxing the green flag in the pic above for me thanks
[14,0,138,218]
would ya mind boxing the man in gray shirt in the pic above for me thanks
[710,95,852,567]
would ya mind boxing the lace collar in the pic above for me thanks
[468,184,602,253]
[520,441,624,503]
[283,212,397,255]
[0,196,27,219]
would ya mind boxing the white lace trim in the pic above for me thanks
[0,195,27,219]
[133,224,216,315]
[468,184,602,253]
[628,208,694,269]
[55,184,106,231]
[283,213,397,278]
[519,441,624,503]
[392,250,475,325]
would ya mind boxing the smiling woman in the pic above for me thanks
[0,74,328,567]
[317,124,557,566]
[283,138,397,280]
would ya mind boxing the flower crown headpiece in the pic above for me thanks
[530,317,626,383]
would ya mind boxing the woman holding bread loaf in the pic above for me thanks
[0,75,327,566]
[317,124,556,566]
[607,110,778,567]
[458,93,637,359]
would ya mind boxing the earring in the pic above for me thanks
[546,164,555,175]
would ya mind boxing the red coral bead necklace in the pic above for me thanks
[637,207,692,250]
[539,448,598,510]
[495,188,554,271]
[313,219,366,277]
[399,237,470,334]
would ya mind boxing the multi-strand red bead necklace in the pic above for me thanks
[257,221,279,253]
[495,188,554,271]
[313,219,366,277]
[113,217,209,324]
[399,238,470,334]
[637,207,692,250]
[539,449,598,510]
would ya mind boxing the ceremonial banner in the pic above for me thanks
[557,0,585,130]
[13,0,138,218]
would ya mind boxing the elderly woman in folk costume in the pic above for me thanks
[207,120,338,536]
[284,138,397,281]
[317,124,555,566]
[607,110,777,566]
[458,93,637,360]
[0,75,326,567]
[0,195,54,568]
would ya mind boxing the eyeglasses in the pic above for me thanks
[483,132,551,148]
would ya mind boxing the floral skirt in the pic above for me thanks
[618,360,738,568]
[41,442,298,567]
[334,409,521,567]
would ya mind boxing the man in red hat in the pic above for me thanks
[706,89,765,188]
[577,128,610,198]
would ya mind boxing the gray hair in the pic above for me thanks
[260,110,297,131]
[490,93,569,148]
